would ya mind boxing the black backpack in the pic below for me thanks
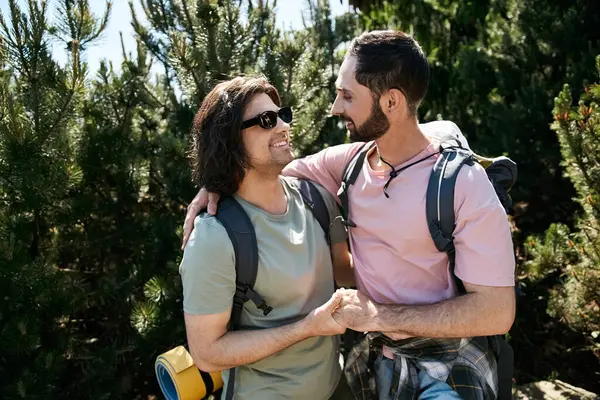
[338,135,517,400]
[214,178,331,400]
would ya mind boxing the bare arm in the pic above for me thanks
[331,241,355,287]
[186,292,345,372]
[333,282,515,338]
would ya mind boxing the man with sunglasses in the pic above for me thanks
[183,31,516,400]
[241,104,292,129]
[179,75,354,400]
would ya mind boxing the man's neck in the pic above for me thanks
[236,171,288,215]
[371,118,431,170]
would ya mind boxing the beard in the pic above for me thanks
[344,97,390,142]
[250,146,295,177]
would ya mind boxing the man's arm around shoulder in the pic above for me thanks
[281,142,364,199]
[181,143,362,248]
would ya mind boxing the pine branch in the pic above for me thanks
[98,66,123,125]
[158,0,173,33]
[179,0,197,45]
[3,0,31,79]
[130,2,171,77]
[150,171,187,208]
[27,0,47,76]
[52,0,112,51]
[559,119,600,217]
[56,268,101,275]
[140,82,168,110]
[41,88,75,146]
[59,0,78,42]
[25,0,46,139]
[81,1,112,47]
[76,1,85,43]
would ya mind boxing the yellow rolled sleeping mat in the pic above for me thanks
[155,346,223,400]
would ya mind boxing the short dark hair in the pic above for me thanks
[347,30,429,116]
[190,76,281,195]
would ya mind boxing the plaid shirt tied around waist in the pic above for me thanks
[344,332,498,400]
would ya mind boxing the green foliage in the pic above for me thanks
[131,0,353,156]
[1,0,599,397]
[0,1,354,398]
[0,0,89,397]
[359,0,600,236]
[525,58,600,336]
[514,58,600,389]
[523,223,577,279]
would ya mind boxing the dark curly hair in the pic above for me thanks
[348,30,429,116]
[190,76,281,195]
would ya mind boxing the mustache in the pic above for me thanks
[339,114,355,125]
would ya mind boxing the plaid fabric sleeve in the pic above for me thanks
[344,333,378,400]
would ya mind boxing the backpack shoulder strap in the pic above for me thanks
[338,142,374,227]
[214,196,272,327]
[214,196,272,400]
[342,142,372,184]
[427,139,516,396]
[288,179,330,242]
[425,147,475,294]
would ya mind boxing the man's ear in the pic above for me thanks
[379,88,407,116]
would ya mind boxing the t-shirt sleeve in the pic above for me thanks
[282,142,365,200]
[179,215,236,314]
[452,163,516,287]
[313,182,348,245]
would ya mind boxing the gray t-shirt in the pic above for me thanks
[179,177,348,400]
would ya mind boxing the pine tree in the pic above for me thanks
[525,55,600,349]
[0,1,358,398]
[58,41,180,398]
[355,0,600,236]
[0,0,108,398]
[131,0,355,156]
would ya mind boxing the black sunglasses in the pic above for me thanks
[241,107,293,130]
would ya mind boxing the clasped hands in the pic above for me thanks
[332,288,379,332]
[307,288,379,336]
[308,288,412,341]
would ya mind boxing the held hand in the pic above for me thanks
[332,289,378,332]
[305,290,347,336]
[181,188,221,250]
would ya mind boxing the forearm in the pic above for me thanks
[372,291,514,338]
[193,319,311,372]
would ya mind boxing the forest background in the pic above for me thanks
[1,0,599,398]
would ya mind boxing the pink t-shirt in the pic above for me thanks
[282,137,515,305]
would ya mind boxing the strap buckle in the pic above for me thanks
[429,221,454,252]
[240,284,273,316]
[256,300,273,316]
